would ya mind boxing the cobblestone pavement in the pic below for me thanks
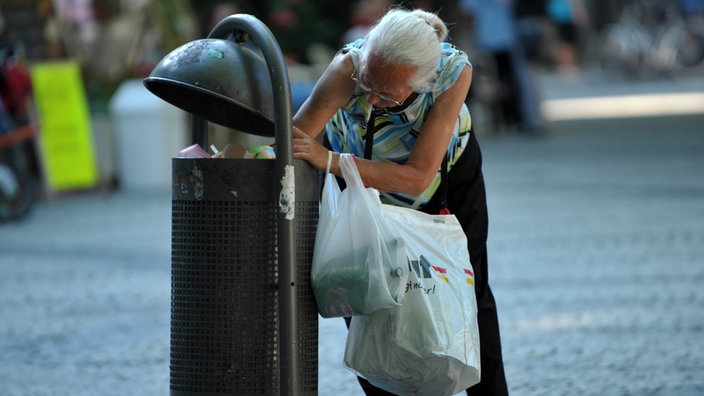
[483,115,704,396]
[1,93,703,394]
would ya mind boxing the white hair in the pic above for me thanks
[361,8,448,92]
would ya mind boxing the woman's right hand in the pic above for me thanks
[293,126,330,171]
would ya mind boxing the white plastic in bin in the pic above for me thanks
[109,79,187,189]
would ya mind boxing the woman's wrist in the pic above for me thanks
[352,155,366,187]
[325,150,333,174]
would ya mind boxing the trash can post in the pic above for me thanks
[209,14,299,394]
[190,115,208,150]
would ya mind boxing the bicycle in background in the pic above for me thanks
[599,0,704,78]
[0,39,38,221]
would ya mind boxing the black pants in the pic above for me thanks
[348,131,509,395]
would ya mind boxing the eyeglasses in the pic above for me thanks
[351,72,410,106]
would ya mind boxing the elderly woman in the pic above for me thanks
[293,7,508,395]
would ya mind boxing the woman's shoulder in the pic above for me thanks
[432,43,470,94]
[439,42,470,66]
[333,39,364,72]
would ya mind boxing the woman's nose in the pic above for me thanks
[366,92,379,104]
[366,93,386,107]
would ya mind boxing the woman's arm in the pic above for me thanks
[293,52,356,139]
[292,52,355,170]
[293,62,472,197]
[355,65,472,196]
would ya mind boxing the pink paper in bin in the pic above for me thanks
[176,144,211,158]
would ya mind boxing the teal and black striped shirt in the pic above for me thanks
[326,39,473,208]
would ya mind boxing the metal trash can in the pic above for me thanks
[170,157,319,395]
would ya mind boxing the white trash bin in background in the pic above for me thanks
[109,79,187,189]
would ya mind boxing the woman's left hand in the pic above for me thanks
[293,127,328,171]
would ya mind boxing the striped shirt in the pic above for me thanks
[326,39,473,208]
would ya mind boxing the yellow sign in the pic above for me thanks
[31,61,98,191]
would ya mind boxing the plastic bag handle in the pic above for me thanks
[339,154,364,190]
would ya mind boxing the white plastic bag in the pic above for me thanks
[343,200,481,396]
[311,154,409,318]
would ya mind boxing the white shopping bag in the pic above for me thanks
[311,154,409,318]
[344,203,481,396]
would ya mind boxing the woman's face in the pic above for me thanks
[355,57,416,108]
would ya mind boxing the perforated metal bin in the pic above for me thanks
[169,157,319,395]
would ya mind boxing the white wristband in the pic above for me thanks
[326,151,333,174]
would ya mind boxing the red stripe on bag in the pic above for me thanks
[432,266,449,283]
[432,266,447,273]
[464,268,474,286]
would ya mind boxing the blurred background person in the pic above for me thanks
[340,0,393,44]
[546,0,591,78]
[515,0,549,65]
[459,0,544,135]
